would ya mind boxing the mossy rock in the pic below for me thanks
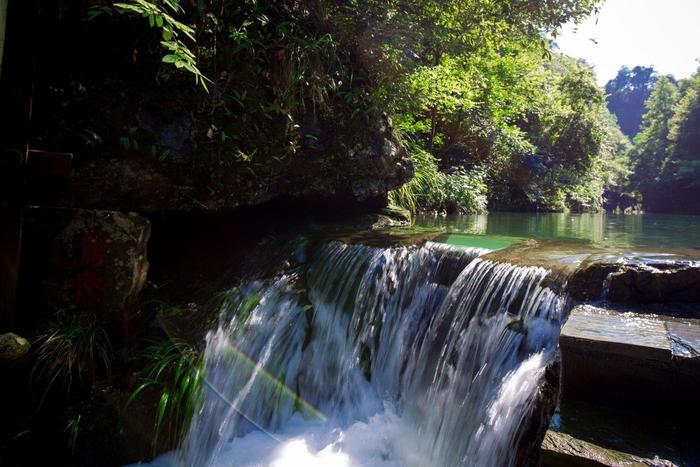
[381,206,411,223]
[372,207,412,229]
[0,333,30,363]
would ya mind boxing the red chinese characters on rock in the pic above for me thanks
[74,230,112,308]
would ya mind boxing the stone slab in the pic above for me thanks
[541,401,689,467]
[561,306,670,360]
[559,306,700,421]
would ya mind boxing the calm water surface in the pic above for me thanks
[415,212,700,250]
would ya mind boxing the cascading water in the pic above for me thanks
[157,240,567,467]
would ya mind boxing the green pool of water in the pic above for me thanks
[416,212,700,250]
[437,233,523,251]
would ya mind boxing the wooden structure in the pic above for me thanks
[0,0,72,331]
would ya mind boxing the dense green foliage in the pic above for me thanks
[343,0,628,213]
[33,0,627,214]
[628,77,680,204]
[387,44,628,213]
[388,144,488,214]
[628,70,700,213]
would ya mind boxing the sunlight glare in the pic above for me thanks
[270,439,351,467]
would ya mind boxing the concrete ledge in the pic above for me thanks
[560,305,700,421]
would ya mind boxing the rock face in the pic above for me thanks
[20,208,150,342]
[516,357,561,466]
[486,240,700,306]
[73,159,195,213]
[565,260,622,302]
[71,114,413,214]
[0,333,30,363]
[567,258,700,304]
[605,263,700,304]
[541,428,682,467]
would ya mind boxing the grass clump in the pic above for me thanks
[31,314,111,400]
[389,143,488,214]
[126,338,204,451]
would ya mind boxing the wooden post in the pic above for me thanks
[0,0,8,77]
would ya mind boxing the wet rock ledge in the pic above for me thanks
[568,256,700,304]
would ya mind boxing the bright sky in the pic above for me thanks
[555,0,700,85]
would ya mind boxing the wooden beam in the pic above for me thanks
[0,0,7,78]
[26,150,73,176]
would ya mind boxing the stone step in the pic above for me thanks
[559,305,700,421]
[540,401,698,467]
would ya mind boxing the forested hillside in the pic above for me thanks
[605,66,658,137]
[627,70,700,213]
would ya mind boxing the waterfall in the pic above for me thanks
[169,240,565,467]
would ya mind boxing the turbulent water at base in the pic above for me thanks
[155,240,567,467]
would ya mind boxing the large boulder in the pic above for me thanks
[20,208,150,342]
